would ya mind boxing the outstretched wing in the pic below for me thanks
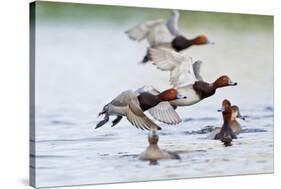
[135,85,160,95]
[127,96,162,130]
[149,48,198,87]
[125,19,164,43]
[135,85,182,125]
[146,23,174,47]
[125,19,174,47]
[148,102,182,125]
[110,90,161,130]
[193,60,204,81]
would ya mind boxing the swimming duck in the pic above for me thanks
[206,104,245,139]
[125,10,213,63]
[96,87,187,130]
[139,130,180,164]
[215,99,237,146]
[230,105,245,134]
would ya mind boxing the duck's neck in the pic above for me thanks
[223,112,232,125]
[171,36,193,52]
[137,93,162,111]
[193,81,216,100]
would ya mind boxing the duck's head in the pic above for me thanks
[192,35,214,45]
[158,88,187,101]
[213,75,237,88]
[148,130,159,145]
[231,105,246,120]
[218,99,232,122]
[218,99,232,112]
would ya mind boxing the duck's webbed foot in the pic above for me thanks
[95,115,109,129]
[111,116,122,127]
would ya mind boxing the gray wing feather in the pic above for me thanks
[127,97,161,130]
[148,102,182,125]
[193,60,204,81]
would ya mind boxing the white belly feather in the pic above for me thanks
[170,85,201,106]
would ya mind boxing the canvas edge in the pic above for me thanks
[30,1,37,188]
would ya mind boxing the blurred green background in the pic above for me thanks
[33,1,273,33]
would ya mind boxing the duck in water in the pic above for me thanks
[139,130,180,165]
[215,99,237,147]
[207,103,245,139]
[230,105,245,134]
[96,87,187,130]
[125,10,213,63]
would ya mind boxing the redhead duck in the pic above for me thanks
[125,10,213,63]
[96,88,187,130]
[215,100,237,146]
[207,104,245,139]
[139,130,180,164]
[145,48,237,123]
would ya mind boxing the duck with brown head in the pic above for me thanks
[215,99,237,147]
[191,75,237,101]
[95,87,187,130]
[143,48,238,123]
[172,35,214,52]
[207,102,245,139]
[125,10,213,63]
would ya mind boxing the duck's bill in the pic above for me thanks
[176,93,187,99]
[237,114,246,120]
[217,107,225,112]
[228,80,238,86]
[206,39,215,45]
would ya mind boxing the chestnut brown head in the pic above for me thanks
[158,88,187,101]
[213,75,237,88]
[218,99,232,123]
[192,35,214,45]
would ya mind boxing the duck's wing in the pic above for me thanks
[148,102,182,125]
[149,47,182,70]
[127,96,162,130]
[110,91,161,130]
[166,10,180,36]
[110,90,161,130]
[147,23,174,47]
[192,60,204,81]
[134,86,182,125]
[135,85,160,95]
[125,19,165,43]
[149,48,197,87]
